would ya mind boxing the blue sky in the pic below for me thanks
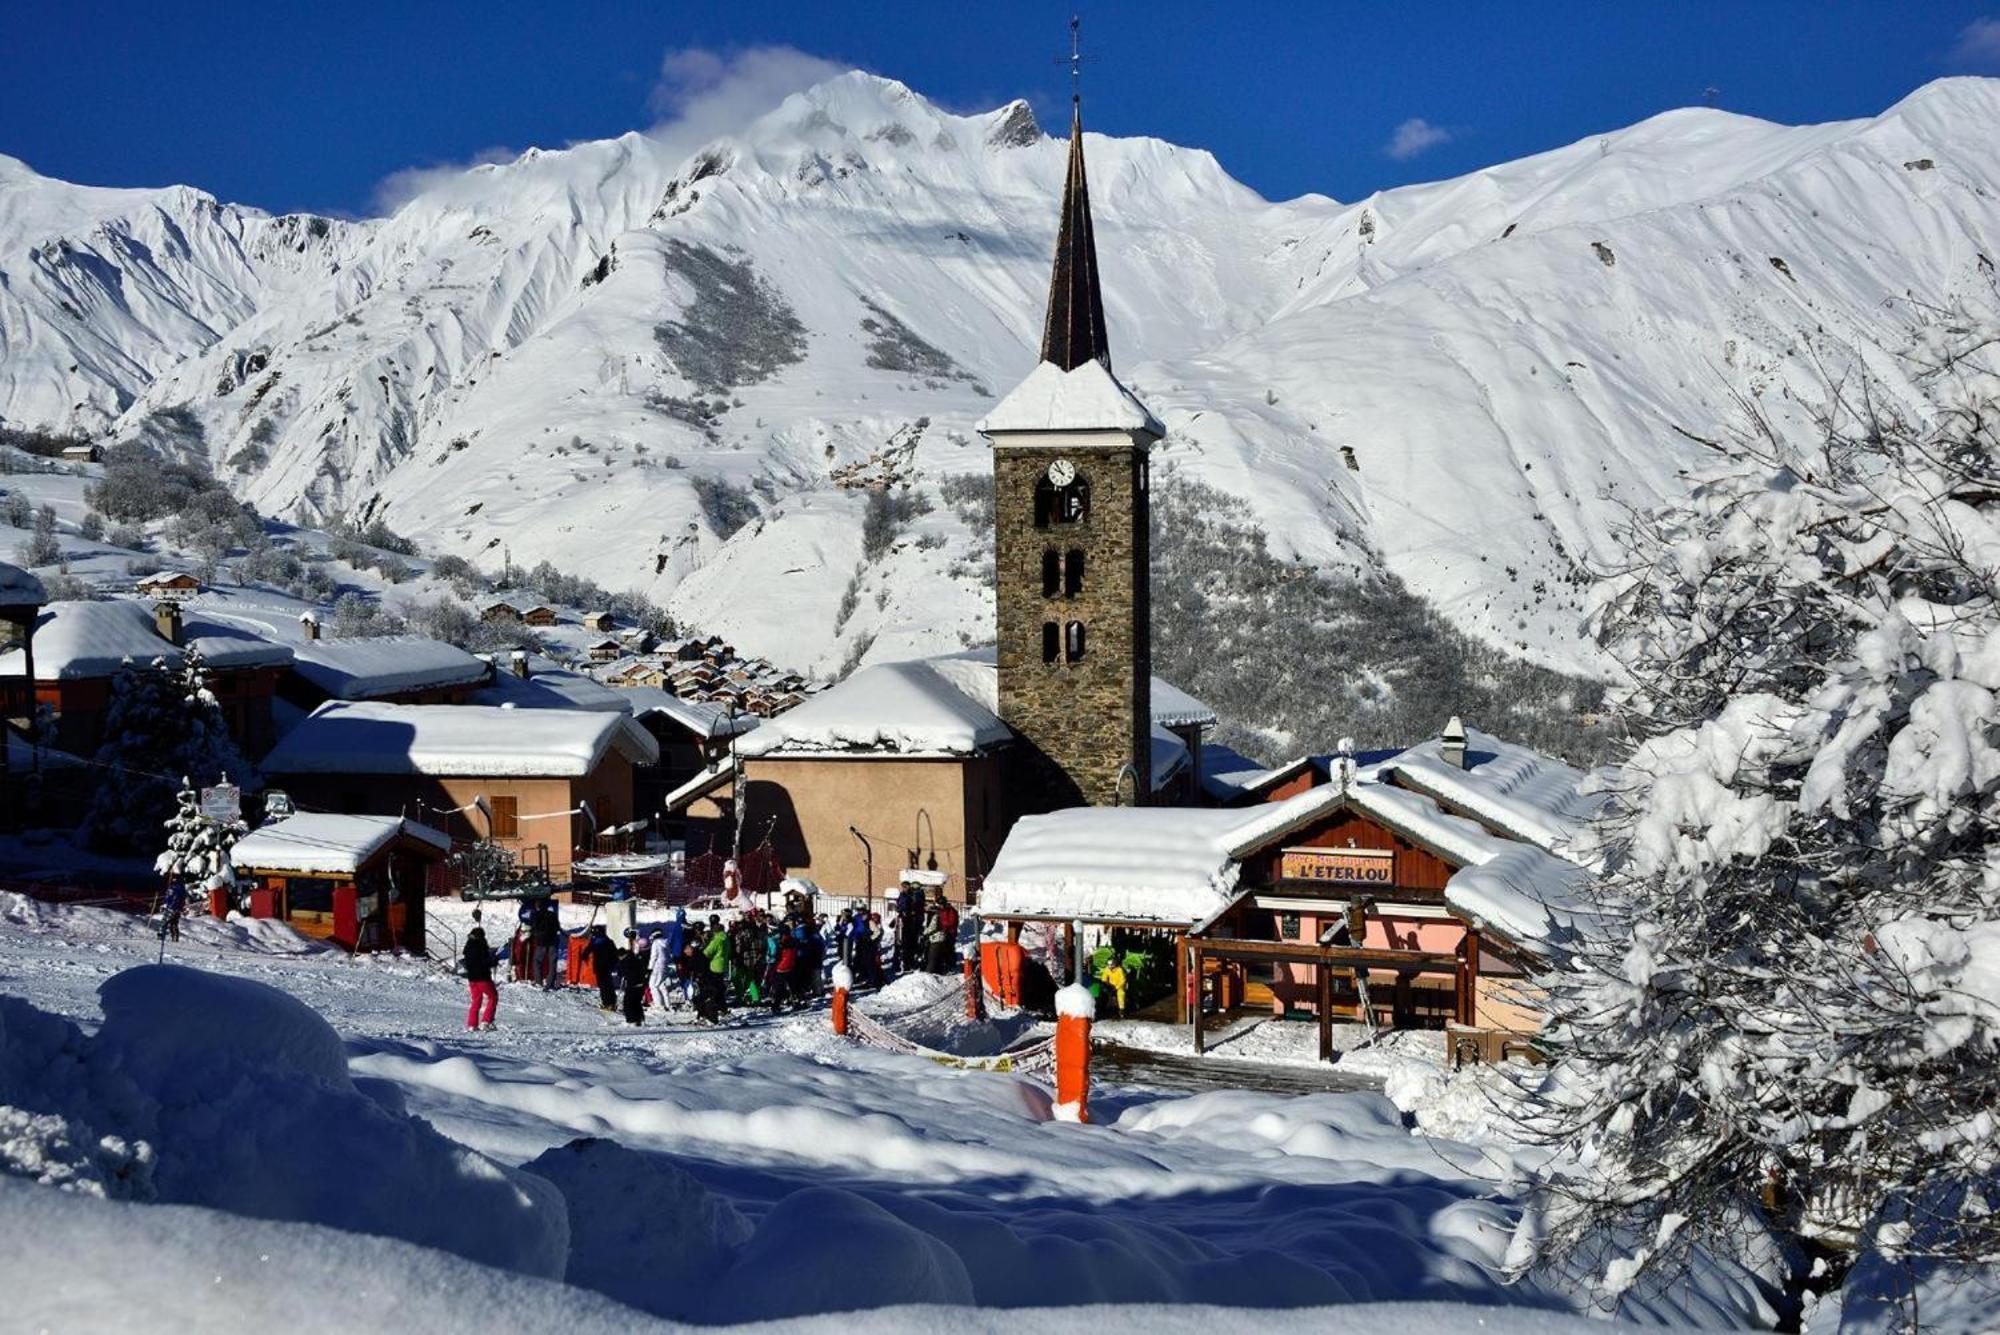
[4,2,1999,216]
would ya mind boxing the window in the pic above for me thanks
[1057,479,1089,524]
[1041,550,1061,597]
[1033,478,1055,529]
[489,795,519,839]
[1065,620,1086,662]
[1041,621,1060,664]
[287,877,335,915]
[1064,548,1085,598]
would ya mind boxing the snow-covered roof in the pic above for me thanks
[1201,752,1319,804]
[229,814,449,876]
[1442,844,1596,963]
[0,560,45,609]
[263,701,658,778]
[621,687,760,740]
[1377,723,1608,858]
[739,652,1012,758]
[289,636,489,700]
[1150,678,1218,730]
[739,648,1212,759]
[981,805,1253,925]
[470,657,632,713]
[976,359,1165,438]
[0,600,291,678]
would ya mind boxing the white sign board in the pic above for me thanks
[200,783,242,824]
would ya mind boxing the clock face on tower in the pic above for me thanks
[1046,458,1077,487]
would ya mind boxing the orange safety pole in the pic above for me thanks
[831,962,852,1037]
[1053,982,1094,1123]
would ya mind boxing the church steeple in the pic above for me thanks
[1039,98,1111,373]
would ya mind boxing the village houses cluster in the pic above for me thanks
[0,93,1602,1062]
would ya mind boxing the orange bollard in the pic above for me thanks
[1053,982,1094,1123]
[831,962,852,1036]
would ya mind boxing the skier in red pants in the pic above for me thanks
[463,923,498,1030]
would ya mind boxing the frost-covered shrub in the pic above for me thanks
[78,511,104,543]
[858,298,975,384]
[86,444,231,524]
[861,488,932,562]
[1517,311,2000,1313]
[107,523,148,552]
[18,505,58,566]
[653,242,808,391]
[429,553,482,586]
[939,472,994,531]
[328,593,405,639]
[0,492,30,528]
[691,474,759,540]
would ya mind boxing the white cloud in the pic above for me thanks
[1950,16,2000,71]
[1384,117,1452,161]
[368,45,848,216]
[372,146,522,215]
[645,45,848,157]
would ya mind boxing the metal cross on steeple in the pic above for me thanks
[1065,15,1083,104]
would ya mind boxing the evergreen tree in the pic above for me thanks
[1513,314,2000,1320]
[84,646,248,854]
[154,775,246,886]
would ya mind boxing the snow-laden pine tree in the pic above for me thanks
[84,647,248,854]
[154,776,246,887]
[1515,313,2000,1322]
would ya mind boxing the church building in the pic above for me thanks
[666,93,1212,899]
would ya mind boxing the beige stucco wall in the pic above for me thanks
[273,753,635,882]
[740,754,1003,901]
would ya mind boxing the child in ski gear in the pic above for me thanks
[462,925,498,1029]
[159,878,187,943]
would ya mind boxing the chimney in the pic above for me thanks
[510,650,530,679]
[299,611,319,641]
[1440,715,1468,770]
[153,600,183,647]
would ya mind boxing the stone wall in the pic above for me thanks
[992,440,1152,811]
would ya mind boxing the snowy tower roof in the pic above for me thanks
[978,89,1163,441]
[1041,100,1110,373]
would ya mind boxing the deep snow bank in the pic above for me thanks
[0,965,567,1277]
[0,1176,1679,1335]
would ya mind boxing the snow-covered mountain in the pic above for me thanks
[4,73,1998,677]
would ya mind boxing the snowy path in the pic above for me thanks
[0,897,1772,1328]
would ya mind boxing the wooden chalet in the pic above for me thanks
[981,723,1601,1061]
[582,611,615,632]
[522,605,558,627]
[135,571,201,599]
[480,601,521,624]
[229,813,449,952]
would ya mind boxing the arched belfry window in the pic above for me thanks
[1041,621,1060,664]
[1064,548,1085,598]
[1057,478,1089,524]
[1065,620,1087,662]
[1033,478,1056,529]
[1041,550,1061,597]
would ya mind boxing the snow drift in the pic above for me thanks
[0,965,568,1278]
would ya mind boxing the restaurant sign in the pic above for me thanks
[1279,846,1395,886]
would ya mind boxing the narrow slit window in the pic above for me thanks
[1033,479,1055,529]
[1064,548,1085,598]
[1041,550,1061,598]
[1041,621,1060,664]
[1065,620,1086,662]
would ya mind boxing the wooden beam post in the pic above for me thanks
[1191,943,1206,1055]
[1317,961,1333,1063]
[1062,920,1075,986]
[1174,931,1189,1025]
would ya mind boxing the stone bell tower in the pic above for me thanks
[978,93,1162,810]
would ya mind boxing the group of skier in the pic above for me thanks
[457,884,967,1032]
